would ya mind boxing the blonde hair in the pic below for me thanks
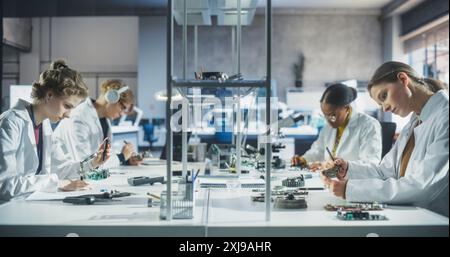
[99,79,134,104]
[368,61,445,94]
[31,59,88,103]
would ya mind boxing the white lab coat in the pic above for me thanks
[303,110,382,164]
[0,99,58,200]
[345,90,449,217]
[51,118,85,179]
[52,98,120,180]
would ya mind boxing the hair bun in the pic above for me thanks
[50,59,68,70]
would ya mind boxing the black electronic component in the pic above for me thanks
[281,175,305,187]
[63,196,95,205]
[273,194,307,209]
[62,190,132,205]
[127,176,164,186]
[172,170,182,176]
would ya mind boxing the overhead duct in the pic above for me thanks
[216,0,258,26]
[173,0,259,26]
[174,0,212,25]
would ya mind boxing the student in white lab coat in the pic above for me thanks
[324,61,449,217]
[0,60,109,200]
[291,83,382,170]
[53,79,141,178]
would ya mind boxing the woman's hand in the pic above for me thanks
[291,155,307,167]
[91,140,111,168]
[59,180,90,192]
[128,154,143,166]
[121,142,135,160]
[333,158,349,180]
[329,179,348,198]
[308,161,323,171]
[319,172,348,199]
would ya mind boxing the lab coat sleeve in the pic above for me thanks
[0,118,58,200]
[0,115,19,176]
[302,128,325,163]
[103,153,121,169]
[72,118,94,160]
[353,119,382,165]
[345,120,449,205]
[0,173,59,200]
[346,141,398,180]
[51,135,81,180]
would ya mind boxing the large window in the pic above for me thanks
[404,20,449,85]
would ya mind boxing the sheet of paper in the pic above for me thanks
[26,189,101,201]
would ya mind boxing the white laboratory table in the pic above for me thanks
[0,161,208,237]
[0,163,448,237]
[205,189,448,237]
[203,172,448,237]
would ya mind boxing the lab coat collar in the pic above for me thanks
[11,98,33,122]
[12,98,54,134]
[344,108,359,129]
[419,90,448,123]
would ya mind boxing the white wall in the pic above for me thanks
[46,17,138,73]
[171,11,384,101]
[138,16,167,120]
[17,16,139,102]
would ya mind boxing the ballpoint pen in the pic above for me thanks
[325,147,335,161]
[324,146,340,178]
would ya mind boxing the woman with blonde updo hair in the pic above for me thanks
[53,78,141,173]
[0,59,110,200]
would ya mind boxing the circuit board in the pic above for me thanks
[322,166,339,178]
[336,210,388,221]
[324,202,386,211]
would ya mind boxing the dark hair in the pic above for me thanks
[320,83,357,107]
[368,61,445,93]
[31,59,88,103]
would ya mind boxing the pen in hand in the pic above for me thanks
[325,147,335,161]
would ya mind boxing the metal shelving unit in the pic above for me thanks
[166,0,272,221]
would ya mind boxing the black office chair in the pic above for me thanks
[380,121,397,158]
